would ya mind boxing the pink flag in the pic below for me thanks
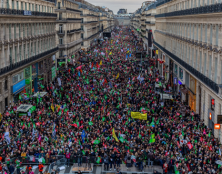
[203,129,206,135]
[38,135,41,142]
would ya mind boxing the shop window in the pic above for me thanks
[179,67,183,79]
[174,64,178,75]
[12,72,24,85]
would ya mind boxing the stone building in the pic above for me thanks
[0,0,58,111]
[131,0,222,140]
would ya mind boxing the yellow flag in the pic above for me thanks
[116,73,119,79]
[131,112,147,120]
[51,104,54,112]
[109,52,112,55]
[112,128,119,142]
[100,60,102,65]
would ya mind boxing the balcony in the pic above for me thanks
[55,7,82,13]
[57,31,65,36]
[83,21,98,24]
[0,8,57,17]
[153,41,219,93]
[67,28,81,35]
[67,18,82,21]
[0,47,58,77]
[58,38,83,49]
[155,3,222,18]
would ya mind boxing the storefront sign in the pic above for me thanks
[214,124,220,129]
[174,77,177,85]
[11,79,26,94]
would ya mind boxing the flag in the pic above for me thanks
[4,132,10,144]
[96,157,102,163]
[100,60,102,65]
[116,73,119,79]
[51,104,54,112]
[92,139,100,144]
[52,123,56,138]
[88,121,93,126]
[174,166,180,174]
[81,130,85,143]
[131,112,147,120]
[187,142,193,149]
[112,128,119,142]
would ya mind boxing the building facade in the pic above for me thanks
[131,0,222,141]
[55,0,82,68]
[0,0,58,111]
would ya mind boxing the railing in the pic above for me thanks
[156,3,222,18]
[153,41,219,93]
[67,28,81,34]
[0,47,58,76]
[83,21,98,23]
[66,7,82,13]
[66,18,82,21]
[0,8,57,17]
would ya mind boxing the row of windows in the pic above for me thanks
[1,37,55,67]
[165,23,219,46]
[159,0,222,14]
[168,38,221,83]
[1,23,55,40]
[2,0,54,13]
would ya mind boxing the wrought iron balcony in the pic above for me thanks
[66,8,82,13]
[155,3,222,18]
[0,8,57,17]
[0,47,58,77]
[153,41,219,93]
[67,18,82,21]
[67,28,81,34]
[57,31,65,36]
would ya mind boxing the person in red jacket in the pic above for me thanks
[163,162,168,174]
[38,162,44,174]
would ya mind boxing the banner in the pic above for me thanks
[112,128,119,142]
[131,112,147,120]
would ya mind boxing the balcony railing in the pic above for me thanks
[0,8,57,17]
[67,28,81,34]
[66,18,82,21]
[83,21,98,23]
[155,3,222,18]
[153,41,219,93]
[66,8,82,13]
[0,47,58,77]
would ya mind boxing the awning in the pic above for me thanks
[17,104,33,112]
[33,92,48,98]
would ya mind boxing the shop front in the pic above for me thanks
[57,59,66,69]
[24,66,32,94]
[11,78,26,103]
[32,63,38,92]
[188,75,196,112]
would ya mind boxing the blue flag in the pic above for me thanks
[81,130,85,143]
[78,71,80,77]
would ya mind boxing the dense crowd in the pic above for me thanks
[0,27,221,174]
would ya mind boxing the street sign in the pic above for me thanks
[173,77,177,85]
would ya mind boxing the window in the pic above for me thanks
[4,80,7,91]
[6,0,9,8]
[196,24,198,41]
[14,24,16,39]
[9,24,11,39]
[15,46,17,63]
[12,0,14,9]
[209,55,212,79]
[12,72,24,84]
[216,25,218,46]
[179,67,183,79]
[199,51,202,71]
[32,4,34,11]
[204,53,207,76]
[29,3,30,11]
[21,2,23,10]
[19,46,21,61]
[195,50,198,69]
[19,24,20,38]
[205,24,207,43]
[174,64,178,75]
[210,24,212,44]
[215,57,217,82]
[81,33,83,39]
[16,1,18,9]
[25,2,27,10]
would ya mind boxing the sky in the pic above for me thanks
[88,0,146,14]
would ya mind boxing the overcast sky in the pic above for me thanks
[89,0,145,14]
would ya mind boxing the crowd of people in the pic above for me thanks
[0,26,221,174]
